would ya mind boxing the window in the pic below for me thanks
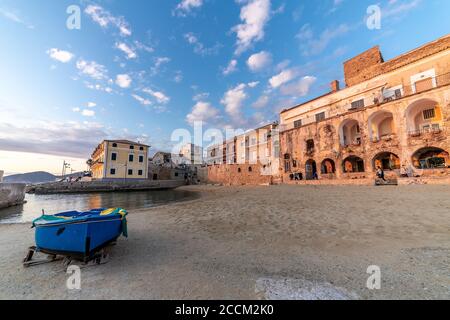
[139,146,144,151]
[128,169,133,175]
[174,172,179,177]
[351,99,365,109]
[138,170,143,176]
[394,89,402,99]
[238,168,242,173]
[248,167,252,172]
[292,160,297,168]
[294,120,302,128]
[129,154,134,162]
[110,168,116,175]
[111,153,117,161]
[112,143,117,148]
[307,139,315,150]
[139,155,144,163]
[423,108,435,120]
[130,145,134,150]
[315,112,326,122]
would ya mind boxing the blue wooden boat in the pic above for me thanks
[31,208,128,261]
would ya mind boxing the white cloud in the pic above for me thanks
[186,101,220,125]
[247,81,259,88]
[76,59,108,80]
[221,83,248,120]
[115,42,137,59]
[81,109,95,117]
[143,88,170,104]
[232,0,271,55]
[280,76,317,97]
[298,24,350,56]
[174,71,183,83]
[247,51,272,72]
[223,59,238,76]
[87,102,97,108]
[193,92,210,101]
[47,48,74,63]
[252,95,269,108]
[269,69,297,88]
[115,74,132,88]
[85,5,131,36]
[174,0,203,17]
[0,8,34,29]
[132,94,152,106]
[184,32,222,56]
[72,107,81,112]
[150,57,171,75]
[383,0,421,19]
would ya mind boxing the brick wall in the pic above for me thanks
[207,164,272,186]
[344,34,450,87]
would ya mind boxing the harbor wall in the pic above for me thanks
[0,183,26,209]
[27,179,185,195]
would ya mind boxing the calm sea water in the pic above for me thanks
[0,190,199,224]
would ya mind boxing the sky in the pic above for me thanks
[0,0,449,175]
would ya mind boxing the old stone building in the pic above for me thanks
[279,34,450,182]
[206,34,450,185]
[206,123,280,185]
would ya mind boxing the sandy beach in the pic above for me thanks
[0,184,449,300]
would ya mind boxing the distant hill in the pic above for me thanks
[3,171,57,184]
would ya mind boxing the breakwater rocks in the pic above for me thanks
[0,183,26,209]
[26,180,186,195]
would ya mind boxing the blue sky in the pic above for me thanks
[0,0,449,174]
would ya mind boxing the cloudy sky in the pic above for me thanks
[0,0,448,175]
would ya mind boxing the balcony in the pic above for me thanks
[408,127,444,138]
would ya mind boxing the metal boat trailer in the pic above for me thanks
[23,241,117,268]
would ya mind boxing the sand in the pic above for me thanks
[0,184,449,300]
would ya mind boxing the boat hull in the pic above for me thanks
[35,216,123,258]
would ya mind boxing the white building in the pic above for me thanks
[179,143,203,165]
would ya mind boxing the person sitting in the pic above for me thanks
[376,167,386,181]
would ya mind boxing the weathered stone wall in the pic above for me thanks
[344,35,450,87]
[207,164,272,186]
[0,183,26,209]
[280,86,450,182]
[27,180,185,195]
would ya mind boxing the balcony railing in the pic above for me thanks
[408,127,444,138]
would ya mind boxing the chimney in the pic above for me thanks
[330,80,340,92]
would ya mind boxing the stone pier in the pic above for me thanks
[27,179,186,195]
[0,183,26,209]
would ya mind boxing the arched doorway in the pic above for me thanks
[406,99,442,135]
[339,119,361,146]
[342,156,365,173]
[321,159,336,174]
[368,111,395,141]
[373,152,401,171]
[305,159,318,180]
[412,147,449,169]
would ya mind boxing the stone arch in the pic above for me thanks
[372,152,401,171]
[411,147,449,169]
[305,159,318,180]
[368,110,395,141]
[342,156,365,173]
[339,119,361,146]
[321,159,336,174]
[405,98,442,134]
